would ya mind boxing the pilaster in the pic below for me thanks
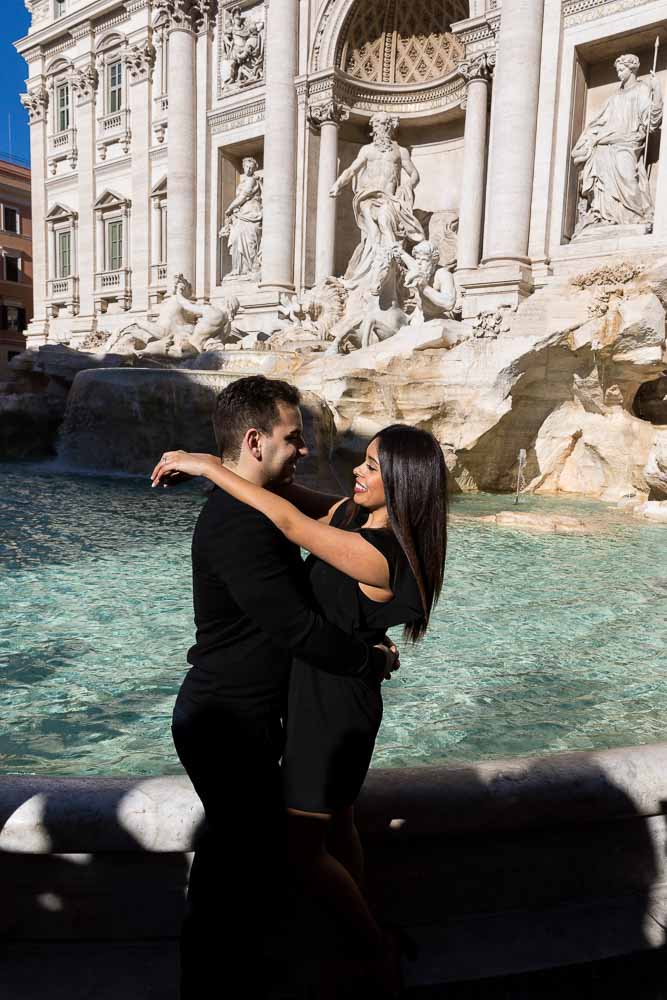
[71,54,98,319]
[126,39,156,313]
[20,85,49,342]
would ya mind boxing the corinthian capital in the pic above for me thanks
[124,41,157,82]
[20,85,49,124]
[458,51,496,84]
[308,100,350,129]
[154,0,218,32]
[71,64,99,102]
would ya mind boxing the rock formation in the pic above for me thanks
[293,257,667,503]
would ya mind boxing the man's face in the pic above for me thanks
[259,403,308,485]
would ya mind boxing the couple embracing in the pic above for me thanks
[151,375,448,997]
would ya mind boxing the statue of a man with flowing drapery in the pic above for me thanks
[329,112,424,292]
[571,53,663,234]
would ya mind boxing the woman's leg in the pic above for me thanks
[287,807,382,955]
[326,805,366,890]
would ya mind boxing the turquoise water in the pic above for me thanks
[2,462,667,776]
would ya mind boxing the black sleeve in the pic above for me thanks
[218,508,382,678]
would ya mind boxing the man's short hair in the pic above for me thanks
[213,375,301,462]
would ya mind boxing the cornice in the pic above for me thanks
[562,0,658,26]
[208,97,265,132]
[15,0,129,55]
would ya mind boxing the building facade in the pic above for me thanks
[0,159,32,371]
[15,0,667,348]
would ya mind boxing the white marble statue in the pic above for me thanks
[220,7,265,89]
[400,241,459,324]
[220,157,263,278]
[571,53,663,234]
[329,111,425,291]
[104,275,241,358]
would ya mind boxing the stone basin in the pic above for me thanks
[2,743,667,993]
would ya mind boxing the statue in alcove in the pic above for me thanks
[220,156,263,278]
[571,52,663,235]
[329,111,425,291]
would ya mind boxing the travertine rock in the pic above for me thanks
[644,430,667,498]
[633,500,667,523]
[295,259,667,501]
[477,511,590,535]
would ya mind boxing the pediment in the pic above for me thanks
[151,176,167,196]
[94,189,130,210]
[45,202,77,222]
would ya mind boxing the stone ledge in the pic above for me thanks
[3,742,667,854]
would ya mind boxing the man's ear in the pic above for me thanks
[243,427,262,460]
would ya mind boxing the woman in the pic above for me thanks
[152,424,447,984]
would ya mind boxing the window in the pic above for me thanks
[6,307,26,333]
[108,220,123,270]
[4,256,19,282]
[55,0,67,17]
[57,231,72,278]
[108,61,123,114]
[2,207,19,234]
[57,83,70,132]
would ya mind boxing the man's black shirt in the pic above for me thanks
[182,487,377,721]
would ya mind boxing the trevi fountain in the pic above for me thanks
[4,0,667,992]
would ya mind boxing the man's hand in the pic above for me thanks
[373,639,400,680]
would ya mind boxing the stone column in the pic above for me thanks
[309,100,349,283]
[195,22,212,300]
[260,0,299,292]
[95,208,105,273]
[47,221,56,285]
[20,85,49,335]
[456,54,493,272]
[482,0,545,263]
[126,41,156,313]
[165,4,198,288]
[151,197,162,269]
[71,62,98,318]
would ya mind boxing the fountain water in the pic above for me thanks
[514,448,527,504]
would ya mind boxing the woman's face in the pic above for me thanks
[352,438,386,511]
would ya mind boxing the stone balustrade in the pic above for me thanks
[3,742,667,987]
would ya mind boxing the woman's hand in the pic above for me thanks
[150,451,220,487]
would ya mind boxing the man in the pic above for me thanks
[168,375,394,997]
[329,111,424,290]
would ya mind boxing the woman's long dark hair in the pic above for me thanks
[373,424,448,641]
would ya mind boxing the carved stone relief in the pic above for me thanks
[20,86,49,124]
[219,5,265,94]
[124,41,157,82]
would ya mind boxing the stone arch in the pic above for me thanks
[95,30,127,53]
[45,56,73,77]
[312,0,469,76]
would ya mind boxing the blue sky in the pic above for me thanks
[1,2,32,163]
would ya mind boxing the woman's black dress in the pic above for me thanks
[282,499,422,813]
